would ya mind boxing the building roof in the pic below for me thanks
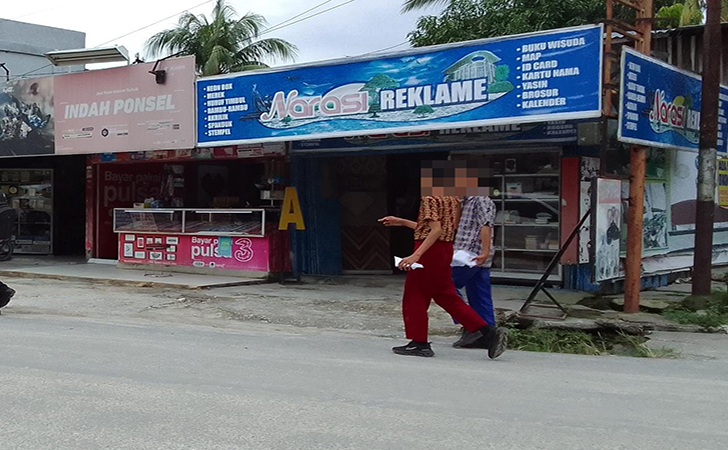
[444,51,500,74]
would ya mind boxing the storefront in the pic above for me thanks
[85,144,291,277]
[0,74,87,256]
[289,123,582,281]
[2,55,291,278]
[194,25,605,283]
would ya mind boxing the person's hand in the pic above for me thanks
[398,254,420,271]
[379,216,402,227]
[472,254,489,267]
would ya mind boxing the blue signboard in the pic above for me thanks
[619,46,728,153]
[290,121,580,152]
[196,25,603,146]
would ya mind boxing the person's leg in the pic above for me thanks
[401,269,432,343]
[465,267,496,327]
[451,265,476,325]
[431,262,487,332]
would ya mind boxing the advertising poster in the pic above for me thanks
[619,47,728,153]
[54,56,196,155]
[118,233,269,272]
[719,157,728,208]
[197,25,603,146]
[671,150,728,229]
[96,164,166,259]
[0,76,55,157]
[579,156,600,264]
[593,178,622,282]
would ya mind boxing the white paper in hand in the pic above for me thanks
[451,250,478,268]
[394,256,424,270]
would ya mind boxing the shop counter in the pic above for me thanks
[113,208,289,277]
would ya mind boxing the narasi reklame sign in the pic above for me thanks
[196,25,603,146]
[619,46,728,153]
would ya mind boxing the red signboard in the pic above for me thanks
[118,233,270,272]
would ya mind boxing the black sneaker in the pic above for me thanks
[392,341,435,357]
[474,327,508,359]
[453,329,482,348]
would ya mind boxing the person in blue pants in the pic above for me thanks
[450,172,498,348]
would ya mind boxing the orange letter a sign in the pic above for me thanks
[278,187,305,230]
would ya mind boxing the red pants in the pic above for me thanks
[402,241,487,342]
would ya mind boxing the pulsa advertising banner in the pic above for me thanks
[619,47,728,153]
[54,56,196,155]
[197,25,603,146]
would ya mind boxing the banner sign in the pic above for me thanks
[720,157,728,208]
[619,47,728,153]
[118,233,269,272]
[291,121,579,152]
[592,178,622,282]
[0,76,55,157]
[197,25,603,147]
[54,56,196,155]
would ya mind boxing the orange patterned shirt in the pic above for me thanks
[414,196,460,242]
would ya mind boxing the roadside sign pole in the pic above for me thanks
[623,0,653,313]
[693,0,722,296]
[624,145,647,312]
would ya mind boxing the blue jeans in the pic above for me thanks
[451,266,495,327]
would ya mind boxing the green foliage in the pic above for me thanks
[656,1,703,27]
[413,104,435,116]
[495,65,509,82]
[506,326,676,358]
[488,81,514,93]
[507,328,604,355]
[145,0,297,76]
[662,290,728,328]
[405,0,677,47]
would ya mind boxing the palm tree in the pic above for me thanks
[401,0,448,12]
[145,0,297,76]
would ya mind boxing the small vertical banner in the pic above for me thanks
[719,157,728,208]
[279,187,306,230]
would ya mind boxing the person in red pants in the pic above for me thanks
[379,162,508,359]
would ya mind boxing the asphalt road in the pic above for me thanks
[1,314,727,450]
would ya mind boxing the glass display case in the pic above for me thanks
[113,208,266,237]
[0,169,53,255]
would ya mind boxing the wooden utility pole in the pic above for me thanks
[693,0,723,295]
[603,0,653,313]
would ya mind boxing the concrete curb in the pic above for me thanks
[0,270,268,290]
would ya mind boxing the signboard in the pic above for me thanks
[54,56,196,155]
[0,76,55,157]
[197,25,603,147]
[291,121,579,152]
[719,157,728,208]
[118,232,269,272]
[592,178,622,282]
[619,47,728,153]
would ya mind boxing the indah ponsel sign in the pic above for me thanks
[619,46,728,152]
[196,25,603,146]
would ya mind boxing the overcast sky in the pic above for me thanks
[3,0,444,67]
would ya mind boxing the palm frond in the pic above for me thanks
[401,0,449,13]
[236,38,298,65]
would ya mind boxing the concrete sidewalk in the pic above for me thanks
[0,256,264,289]
[2,256,726,335]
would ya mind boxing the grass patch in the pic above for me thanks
[506,327,676,358]
[662,290,728,328]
